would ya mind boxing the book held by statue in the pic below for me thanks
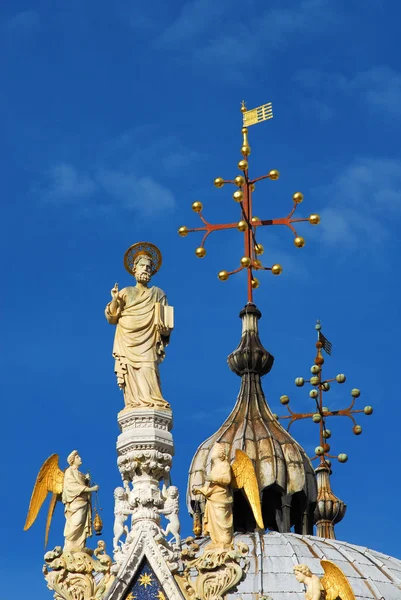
[154,303,174,330]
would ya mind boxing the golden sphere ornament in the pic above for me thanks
[254,243,264,255]
[271,264,283,275]
[364,405,373,415]
[233,190,244,203]
[269,169,280,180]
[195,247,206,258]
[310,376,319,386]
[241,256,251,267]
[251,216,260,225]
[214,177,224,188]
[218,270,229,281]
[295,377,305,387]
[293,192,304,204]
[251,183,256,191]
[322,429,331,439]
[178,226,189,237]
[309,214,320,225]
[234,175,245,187]
[237,220,248,232]
[323,443,331,453]
[294,236,305,248]
[241,145,251,156]
[322,382,330,392]
[322,406,329,414]
[312,414,321,423]
[353,425,362,435]
[336,374,346,383]
[238,159,248,171]
[251,277,260,289]
[351,388,360,398]
[315,446,324,456]
[338,453,348,463]
[310,389,318,399]
[254,259,262,268]
[280,395,290,405]
[192,201,203,213]
[311,365,321,374]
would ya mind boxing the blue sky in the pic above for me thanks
[2,0,401,596]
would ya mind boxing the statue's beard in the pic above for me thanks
[136,272,151,283]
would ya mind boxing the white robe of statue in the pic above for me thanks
[105,285,170,409]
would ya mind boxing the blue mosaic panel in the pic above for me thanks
[124,559,166,600]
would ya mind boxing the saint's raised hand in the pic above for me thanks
[111,283,119,299]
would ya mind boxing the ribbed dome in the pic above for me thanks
[193,531,401,600]
[187,304,317,535]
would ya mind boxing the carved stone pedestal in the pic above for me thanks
[113,408,179,570]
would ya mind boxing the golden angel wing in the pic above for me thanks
[321,559,356,600]
[24,454,64,533]
[231,449,264,529]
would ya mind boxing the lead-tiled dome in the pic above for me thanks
[206,532,401,600]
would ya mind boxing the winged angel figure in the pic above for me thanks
[24,451,99,551]
[193,443,264,549]
[294,560,355,600]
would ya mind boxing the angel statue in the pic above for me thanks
[24,451,99,551]
[158,483,181,548]
[105,242,174,411]
[193,443,264,549]
[294,561,355,600]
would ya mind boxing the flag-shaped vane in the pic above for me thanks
[242,101,273,127]
[318,331,332,355]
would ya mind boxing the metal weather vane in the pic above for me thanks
[178,100,321,303]
[278,321,374,466]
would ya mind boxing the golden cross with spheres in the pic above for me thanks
[178,101,321,303]
[278,321,374,465]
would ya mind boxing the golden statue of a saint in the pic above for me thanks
[105,242,173,410]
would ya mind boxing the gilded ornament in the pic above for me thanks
[351,388,360,398]
[238,159,248,171]
[293,192,304,204]
[309,213,321,225]
[310,389,318,399]
[218,270,229,281]
[364,405,373,415]
[237,220,248,232]
[294,236,305,248]
[241,144,251,156]
[195,247,206,258]
[234,175,245,187]
[251,216,260,225]
[214,177,225,188]
[254,243,264,255]
[312,414,322,423]
[295,377,305,387]
[268,169,280,180]
[311,365,321,374]
[338,453,348,463]
[192,201,203,213]
[310,376,319,386]
[241,256,251,267]
[322,382,330,392]
[178,226,189,237]
[315,446,324,456]
[353,425,362,435]
[251,183,256,191]
[280,395,290,405]
[251,278,260,289]
[233,190,244,202]
[336,374,346,383]
[322,429,331,439]
[271,264,282,275]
